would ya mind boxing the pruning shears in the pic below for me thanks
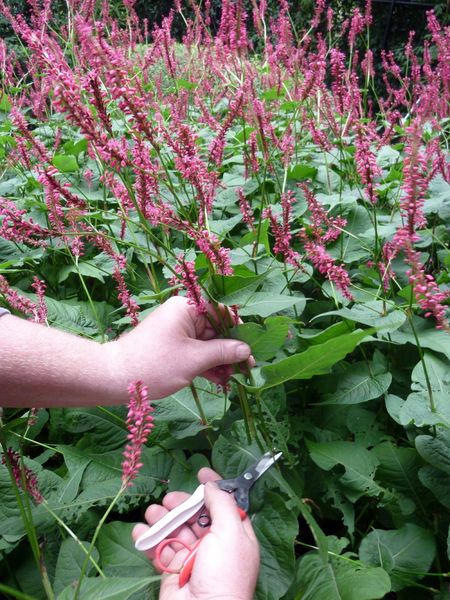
[134,451,282,586]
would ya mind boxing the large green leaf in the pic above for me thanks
[415,433,450,474]
[295,539,391,600]
[154,382,229,439]
[39,297,115,336]
[52,154,79,172]
[307,440,380,501]
[253,491,299,600]
[359,523,436,591]
[317,301,406,333]
[321,361,392,405]
[54,406,128,451]
[418,466,450,508]
[416,433,450,508]
[388,315,450,360]
[231,316,291,361]
[397,354,450,428]
[54,539,99,595]
[57,577,159,600]
[372,442,424,509]
[237,329,370,391]
[57,253,116,284]
[97,522,153,578]
[223,290,305,317]
[287,163,318,181]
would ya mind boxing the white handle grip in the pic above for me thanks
[134,484,206,551]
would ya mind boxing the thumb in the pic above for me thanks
[203,481,242,530]
[193,338,251,371]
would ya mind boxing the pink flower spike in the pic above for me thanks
[170,256,207,314]
[2,448,43,504]
[121,381,154,488]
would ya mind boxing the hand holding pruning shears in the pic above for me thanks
[132,453,281,600]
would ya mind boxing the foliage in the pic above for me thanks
[0,1,450,599]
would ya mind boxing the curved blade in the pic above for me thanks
[238,451,282,486]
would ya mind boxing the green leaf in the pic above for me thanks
[388,315,450,360]
[317,301,406,333]
[306,440,380,501]
[298,321,354,345]
[223,290,305,318]
[38,297,115,336]
[254,491,299,600]
[321,361,392,405]
[57,460,88,504]
[52,154,80,172]
[210,268,267,298]
[398,354,450,428]
[239,329,370,392]
[372,442,423,502]
[295,551,390,600]
[359,524,436,591]
[231,316,291,361]
[416,433,450,508]
[154,382,229,439]
[97,522,153,577]
[0,93,11,112]
[176,78,197,90]
[287,163,318,181]
[415,433,450,475]
[418,466,450,508]
[57,253,116,284]
[54,539,99,595]
[55,406,128,451]
[57,577,159,600]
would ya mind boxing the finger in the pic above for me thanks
[197,467,221,483]
[203,480,243,532]
[145,503,169,526]
[162,491,191,510]
[192,338,251,372]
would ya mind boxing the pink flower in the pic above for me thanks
[406,248,449,329]
[237,188,255,231]
[263,191,301,267]
[170,256,207,314]
[2,448,43,504]
[31,277,47,324]
[122,381,154,488]
[194,230,233,276]
[355,127,382,204]
[0,199,49,246]
[0,274,40,319]
[303,240,354,301]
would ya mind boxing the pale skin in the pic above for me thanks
[132,468,260,600]
[0,297,260,599]
[0,296,252,407]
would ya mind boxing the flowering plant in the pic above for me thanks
[0,1,449,598]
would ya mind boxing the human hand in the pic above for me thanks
[105,296,253,400]
[132,467,260,600]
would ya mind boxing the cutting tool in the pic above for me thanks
[134,451,282,586]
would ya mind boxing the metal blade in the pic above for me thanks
[239,451,282,486]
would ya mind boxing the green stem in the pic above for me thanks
[407,313,435,413]
[73,485,125,600]
[190,383,214,448]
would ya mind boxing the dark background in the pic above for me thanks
[1,1,449,85]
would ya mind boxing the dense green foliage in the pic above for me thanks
[0,1,449,599]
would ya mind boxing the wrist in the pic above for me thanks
[101,340,132,404]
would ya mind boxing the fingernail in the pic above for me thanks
[236,344,250,361]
